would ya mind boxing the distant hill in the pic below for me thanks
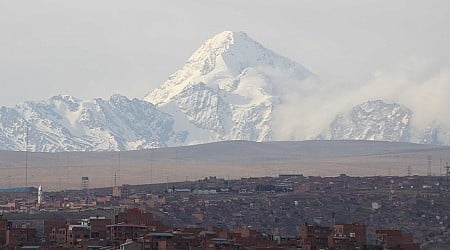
[0,140,449,190]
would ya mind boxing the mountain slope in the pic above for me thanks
[0,31,449,152]
[324,99,450,145]
[0,95,185,152]
[325,100,412,142]
[144,31,313,143]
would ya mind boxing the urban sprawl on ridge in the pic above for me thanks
[0,173,449,249]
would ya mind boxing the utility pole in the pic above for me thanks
[25,126,29,187]
[445,163,450,188]
[149,149,153,184]
[427,155,432,176]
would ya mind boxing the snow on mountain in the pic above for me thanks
[0,95,186,152]
[144,31,313,143]
[323,99,450,146]
[324,100,412,142]
[1,31,448,152]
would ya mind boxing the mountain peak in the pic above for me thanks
[143,31,314,144]
[199,30,249,51]
[186,30,269,75]
[145,31,311,106]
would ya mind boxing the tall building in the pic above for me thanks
[37,185,43,205]
[328,223,367,249]
[376,229,420,250]
[299,223,331,250]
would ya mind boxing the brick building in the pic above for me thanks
[0,217,8,247]
[115,209,153,226]
[328,223,367,249]
[89,216,111,240]
[299,224,332,250]
[106,223,148,242]
[66,224,90,247]
[6,228,37,247]
[43,219,66,243]
[376,229,420,250]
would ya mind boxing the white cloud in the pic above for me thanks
[272,57,450,140]
[358,58,450,132]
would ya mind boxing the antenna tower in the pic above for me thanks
[166,176,169,192]
[149,149,153,184]
[82,176,89,190]
[389,179,394,201]
[445,163,450,188]
[427,155,432,176]
[117,152,121,186]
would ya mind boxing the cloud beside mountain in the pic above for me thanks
[0,31,449,152]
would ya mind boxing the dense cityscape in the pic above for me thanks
[2,1,449,250]
[1,173,449,249]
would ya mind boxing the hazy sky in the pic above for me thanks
[0,0,449,106]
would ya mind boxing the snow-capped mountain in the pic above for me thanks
[0,31,449,152]
[324,100,412,142]
[323,99,450,145]
[144,31,313,143]
[0,95,186,152]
